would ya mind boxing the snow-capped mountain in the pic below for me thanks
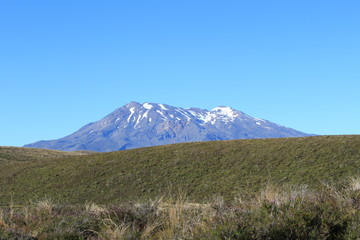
[24,102,312,152]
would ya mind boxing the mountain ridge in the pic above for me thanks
[24,102,312,152]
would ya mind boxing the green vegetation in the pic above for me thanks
[0,146,89,163]
[1,135,360,239]
[1,179,360,239]
[1,135,360,205]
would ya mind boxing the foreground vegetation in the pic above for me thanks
[1,179,360,240]
[1,136,360,239]
[1,135,360,204]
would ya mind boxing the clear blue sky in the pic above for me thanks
[1,0,359,147]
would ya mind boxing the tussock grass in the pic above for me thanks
[1,179,360,239]
[348,176,360,191]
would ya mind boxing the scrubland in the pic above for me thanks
[1,179,360,239]
[1,135,360,239]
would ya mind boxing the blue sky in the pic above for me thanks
[1,0,359,147]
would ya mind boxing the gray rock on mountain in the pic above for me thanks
[25,102,312,152]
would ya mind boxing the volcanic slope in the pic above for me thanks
[25,102,311,152]
[2,135,360,205]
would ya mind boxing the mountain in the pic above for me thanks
[24,102,312,152]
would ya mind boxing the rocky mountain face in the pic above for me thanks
[25,102,312,152]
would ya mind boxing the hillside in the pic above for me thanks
[0,146,90,163]
[1,135,360,205]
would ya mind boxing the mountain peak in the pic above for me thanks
[126,101,141,108]
[212,106,238,115]
[142,102,154,110]
[24,102,312,152]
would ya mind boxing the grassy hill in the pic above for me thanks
[0,146,91,163]
[1,135,360,205]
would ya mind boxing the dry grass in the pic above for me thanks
[348,176,360,191]
[85,202,109,216]
[34,199,54,215]
[98,219,131,240]
[1,178,360,239]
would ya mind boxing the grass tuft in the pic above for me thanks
[2,181,360,239]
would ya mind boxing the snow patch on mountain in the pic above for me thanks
[143,103,153,110]
[158,104,168,110]
[127,107,136,122]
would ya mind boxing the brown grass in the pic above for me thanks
[1,178,360,239]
